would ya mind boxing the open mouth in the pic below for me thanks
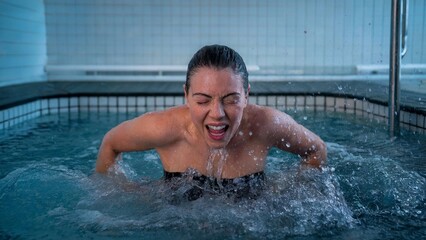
[206,124,229,141]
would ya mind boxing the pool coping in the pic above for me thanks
[1,80,425,113]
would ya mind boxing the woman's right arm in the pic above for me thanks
[95,125,125,173]
[95,110,181,173]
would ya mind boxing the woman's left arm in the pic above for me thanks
[265,108,327,168]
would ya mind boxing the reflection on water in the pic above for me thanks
[0,111,425,239]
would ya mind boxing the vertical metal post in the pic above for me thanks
[389,0,402,137]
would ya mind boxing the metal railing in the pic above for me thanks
[389,0,409,137]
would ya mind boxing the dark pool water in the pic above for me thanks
[0,110,425,239]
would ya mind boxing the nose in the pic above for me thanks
[209,100,225,119]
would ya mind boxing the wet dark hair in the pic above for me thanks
[185,45,249,93]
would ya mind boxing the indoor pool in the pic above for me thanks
[0,110,425,239]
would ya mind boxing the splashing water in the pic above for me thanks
[0,111,425,239]
[206,148,229,179]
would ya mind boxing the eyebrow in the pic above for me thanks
[192,92,241,99]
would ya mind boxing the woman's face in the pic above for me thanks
[185,67,248,149]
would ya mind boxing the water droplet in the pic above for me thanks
[286,143,291,148]
[248,150,254,156]
[337,86,343,91]
[238,131,243,136]
[303,116,308,120]
[281,138,284,142]
[249,131,253,136]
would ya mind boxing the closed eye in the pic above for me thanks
[192,93,211,105]
[223,95,241,104]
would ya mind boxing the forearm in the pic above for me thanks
[95,140,121,173]
[301,140,327,168]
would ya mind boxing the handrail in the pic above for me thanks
[388,0,402,137]
[401,0,409,58]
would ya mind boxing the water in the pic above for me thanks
[0,111,425,239]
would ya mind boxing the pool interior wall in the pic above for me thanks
[0,81,425,134]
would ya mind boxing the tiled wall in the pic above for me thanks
[2,1,425,88]
[0,0,47,87]
[1,95,424,134]
[44,0,426,73]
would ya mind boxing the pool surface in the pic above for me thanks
[0,110,425,239]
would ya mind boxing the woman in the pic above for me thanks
[96,45,326,184]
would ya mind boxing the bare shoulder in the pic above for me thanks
[130,105,190,144]
[243,104,301,142]
[245,104,293,126]
[137,105,188,123]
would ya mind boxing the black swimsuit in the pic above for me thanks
[163,170,266,201]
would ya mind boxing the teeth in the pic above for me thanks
[208,125,226,130]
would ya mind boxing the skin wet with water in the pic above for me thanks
[96,45,327,179]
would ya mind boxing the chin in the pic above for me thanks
[204,135,232,149]
[206,140,228,149]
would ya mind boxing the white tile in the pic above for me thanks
[59,97,69,109]
[41,108,49,115]
[296,96,305,110]
[401,110,410,124]
[89,97,98,107]
[109,96,118,106]
[118,97,127,106]
[137,105,147,113]
[99,97,108,107]
[127,106,136,113]
[127,96,136,106]
[315,96,325,107]
[257,96,267,106]
[417,114,424,129]
[267,96,277,107]
[146,97,155,107]
[165,96,174,107]
[306,96,315,108]
[286,96,296,110]
[355,99,363,111]
[276,96,285,108]
[49,107,59,114]
[41,99,48,111]
[9,106,19,118]
[32,100,40,113]
[80,96,89,107]
[326,96,335,108]
[409,112,417,125]
[346,99,355,114]
[379,105,387,118]
[363,100,372,114]
[175,96,184,105]
[68,97,76,108]
[108,105,118,113]
[136,96,146,107]
[49,98,58,109]
[335,98,345,112]
[155,96,165,108]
